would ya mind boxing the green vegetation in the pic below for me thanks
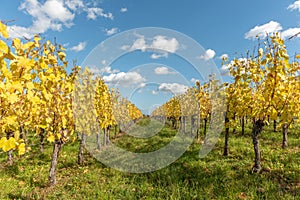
[0,120,299,200]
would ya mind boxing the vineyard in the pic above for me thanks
[0,20,299,199]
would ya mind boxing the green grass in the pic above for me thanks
[0,120,299,200]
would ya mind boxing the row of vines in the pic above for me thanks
[0,21,143,185]
[151,33,300,173]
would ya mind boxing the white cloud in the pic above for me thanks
[139,83,146,88]
[245,21,282,40]
[130,36,147,52]
[281,28,300,39]
[70,41,87,52]
[90,60,120,74]
[152,90,158,95]
[8,26,32,39]
[151,35,179,53]
[158,83,188,95]
[120,7,128,13]
[65,0,84,11]
[154,66,176,75]
[150,53,168,59]
[198,49,216,60]
[9,0,73,38]
[90,66,120,75]
[288,0,300,12]
[42,0,75,22]
[103,71,146,87]
[8,0,113,38]
[86,7,113,20]
[219,54,229,60]
[220,65,230,76]
[105,27,118,36]
[120,45,131,51]
[126,35,179,59]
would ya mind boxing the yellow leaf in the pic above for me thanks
[46,117,52,124]
[26,82,34,90]
[23,42,34,50]
[23,73,32,81]
[34,35,41,43]
[5,116,17,126]
[0,137,7,148]
[47,135,55,143]
[58,51,66,61]
[0,21,9,38]
[8,93,19,104]
[0,40,9,54]
[31,96,40,104]
[8,137,16,149]
[48,74,56,81]
[12,81,23,93]
[12,38,21,49]
[18,143,26,156]
[3,137,16,152]
[56,133,61,140]
[38,124,47,129]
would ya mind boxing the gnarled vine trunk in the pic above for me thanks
[78,133,86,165]
[96,132,101,150]
[49,140,63,186]
[183,116,187,134]
[39,129,45,152]
[191,115,195,136]
[223,115,230,156]
[203,118,208,137]
[282,123,288,149]
[273,120,277,132]
[252,119,264,173]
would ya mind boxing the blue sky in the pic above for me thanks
[1,0,300,113]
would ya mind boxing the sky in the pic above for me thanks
[1,0,300,114]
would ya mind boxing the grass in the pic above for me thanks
[0,119,299,200]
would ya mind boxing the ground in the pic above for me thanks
[0,119,299,199]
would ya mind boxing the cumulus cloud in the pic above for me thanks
[123,35,179,59]
[86,7,113,20]
[70,41,87,52]
[90,60,120,74]
[154,66,177,75]
[152,90,158,95]
[120,45,131,51]
[158,83,188,95]
[65,0,84,11]
[150,53,168,59]
[120,7,128,13]
[42,0,75,22]
[281,28,300,39]
[220,65,231,76]
[288,0,300,12]
[105,27,118,36]
[130,36,147,52]
[245,21,282,40]
[198,49,216,61]
[103,71,146,87]
[151,35,179,53]
[139,83,146,88]
[90,66,120,75]
[8,0,113,38]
